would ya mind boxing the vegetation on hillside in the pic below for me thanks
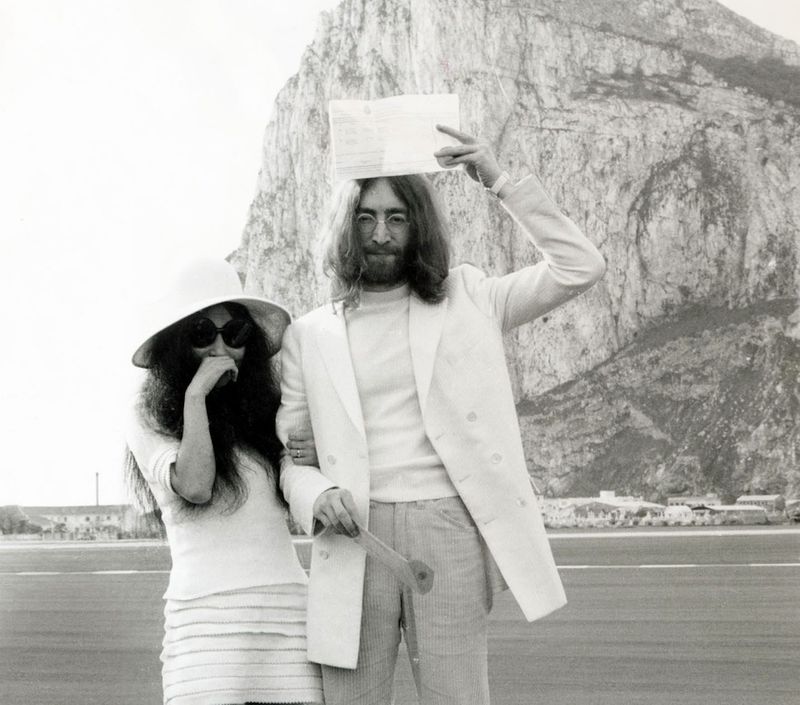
[520,300,800,502]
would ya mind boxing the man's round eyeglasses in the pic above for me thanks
[355,213,410,235]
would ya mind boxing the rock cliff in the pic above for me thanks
[520,298,800,499]
[234,0,800,497]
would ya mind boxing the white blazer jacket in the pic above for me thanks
[276,174,606,668]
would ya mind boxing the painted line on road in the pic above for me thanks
[547,528,800,539]
[9,570,170,576]
[3,563,799,576]
[291,529,800,542]
[558,563,800,569]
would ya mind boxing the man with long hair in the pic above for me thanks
[277,125,606,705]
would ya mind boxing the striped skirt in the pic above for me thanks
[161,584,323,705]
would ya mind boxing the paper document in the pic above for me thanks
[329,94,460,181]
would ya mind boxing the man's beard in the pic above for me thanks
[361,245,409,287]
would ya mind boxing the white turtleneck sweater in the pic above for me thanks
[344,284,458,502]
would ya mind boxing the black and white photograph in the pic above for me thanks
[1,1,798,704]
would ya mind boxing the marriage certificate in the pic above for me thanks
[328,94,460,181]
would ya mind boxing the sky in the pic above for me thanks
[1,0,798,508]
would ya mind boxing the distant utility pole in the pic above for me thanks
[95,472,99,506]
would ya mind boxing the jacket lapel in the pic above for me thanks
[409,294,447,411]
[314,304,366,439]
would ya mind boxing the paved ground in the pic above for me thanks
[1,527,798,705]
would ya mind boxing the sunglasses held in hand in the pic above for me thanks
[188,318,254,349]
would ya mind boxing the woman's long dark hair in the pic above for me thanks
[125,302,284,515]
[323,174,451,308]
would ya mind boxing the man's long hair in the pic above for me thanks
[124,302,284,516]
[322,174,451,308]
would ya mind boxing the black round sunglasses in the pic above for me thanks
[187,317,254,349]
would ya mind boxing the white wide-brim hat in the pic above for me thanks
[131,258,291,368]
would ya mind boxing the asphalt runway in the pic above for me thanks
[1,527,797,705]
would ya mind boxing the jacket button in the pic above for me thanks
[516,497,527,507]
[466,411,477,422]
[319,550,329,560]
[326,455,337,465]
[491,453,502,464]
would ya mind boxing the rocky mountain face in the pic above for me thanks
[520,299,800,499]
[234,0,800,498]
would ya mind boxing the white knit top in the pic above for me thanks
[126,406,309,600]
[345,285,458,502]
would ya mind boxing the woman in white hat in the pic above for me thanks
[125,258,323,705]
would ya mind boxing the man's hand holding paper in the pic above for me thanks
[433,124,503,187]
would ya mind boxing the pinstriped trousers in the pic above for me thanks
[321,497,494,705]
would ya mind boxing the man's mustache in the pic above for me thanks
[363,246,403,255]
